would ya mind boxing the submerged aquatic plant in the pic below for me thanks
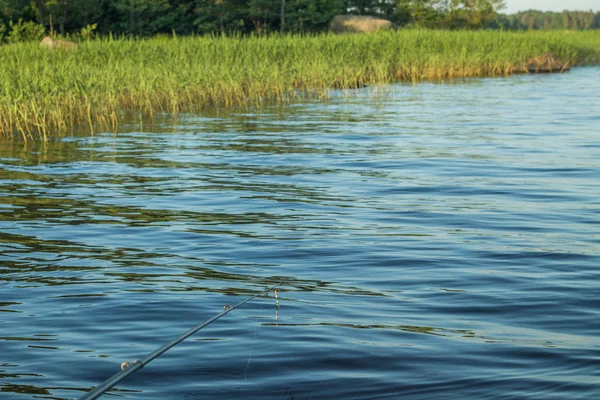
[0,30,599,139]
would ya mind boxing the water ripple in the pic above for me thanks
[1,68,599,399]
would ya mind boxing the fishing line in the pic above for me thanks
[243,288,279,383]
[244,292,266,382]
[80,282,282,400]
[244,355,252,382]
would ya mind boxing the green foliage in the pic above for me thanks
[109,0,176,36]
[0,0,35,22]
[396,0,505,29]
[80,23,97,40]
[7,18,45,42]
[1,30,598,139]
[494,10,600,31]
[1,0,599,36]
[346,0,396,18]
[247,0,278,33]
[283,0,346,32]
[393,1,412,26]
[449,0,506,29]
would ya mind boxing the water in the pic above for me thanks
[1,67,599,400]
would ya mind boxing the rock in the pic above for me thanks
[526,53,570,73]
[330,15,393,34]
[40,36,77,50]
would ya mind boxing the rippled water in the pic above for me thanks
[1,67,599,400]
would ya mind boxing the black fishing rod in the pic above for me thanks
[80,283,282,400]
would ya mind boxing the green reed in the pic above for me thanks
[1,30,599,139]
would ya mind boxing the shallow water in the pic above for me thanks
[1,67,599,399]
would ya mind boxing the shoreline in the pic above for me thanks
[1,30,599,140]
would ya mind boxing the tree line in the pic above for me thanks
[0,0,599,40]
[494,10,600,30]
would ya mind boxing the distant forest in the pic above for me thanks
[1,1,599,39]
[497,10,600,31]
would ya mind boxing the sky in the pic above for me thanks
[503,0,600,14]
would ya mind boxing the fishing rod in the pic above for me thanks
[80,282,282,400]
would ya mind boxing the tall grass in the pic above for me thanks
[1,30,599,139]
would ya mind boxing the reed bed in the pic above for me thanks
[1,30,599,139]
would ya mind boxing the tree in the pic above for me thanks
[280,0,285,32]
[194,0,235,34]
[247,0,275,33]
[562,11,571,29]
[0,0,35,24]
[34,0,45,25]
[45,0,72,36]
[108,0,181,36]
[449,0,505,29]
[399,0,443,28]
[592,12,600,29]
[1,0,599,38]
[285,0,345,32]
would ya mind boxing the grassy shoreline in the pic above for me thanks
[1,30,599,139]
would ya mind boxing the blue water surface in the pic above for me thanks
[1,67,599,399]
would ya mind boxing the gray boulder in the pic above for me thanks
[330,15,393,34]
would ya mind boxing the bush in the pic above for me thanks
[80,23,98,41]
[7,19,45,43]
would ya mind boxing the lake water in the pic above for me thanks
[1,67,599,400]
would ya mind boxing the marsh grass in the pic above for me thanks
[1,30,599,139]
